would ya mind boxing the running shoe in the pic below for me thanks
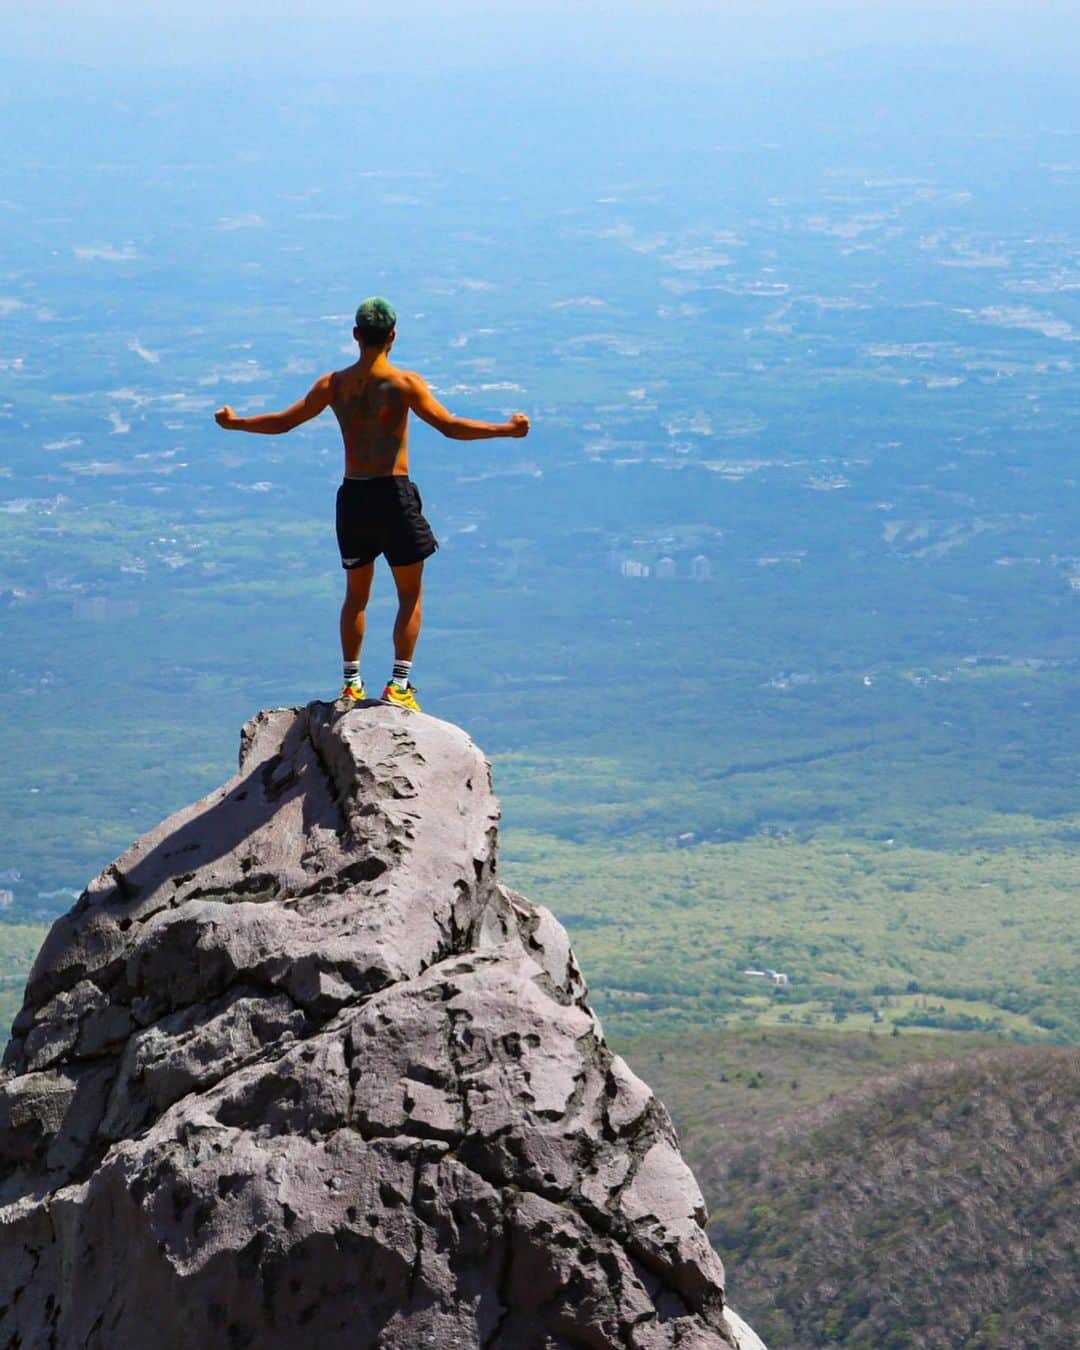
[338,680,367,702]
[381,682,421,712]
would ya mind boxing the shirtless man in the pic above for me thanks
[214,297,529,710]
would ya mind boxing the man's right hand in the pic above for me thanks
[506,413,530,438]
[215,405,238,429]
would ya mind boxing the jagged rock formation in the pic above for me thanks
[0,703,762,1349]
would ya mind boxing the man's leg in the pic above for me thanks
[380,561,424,708]
[340,562,375,663]
[389,560,424,662]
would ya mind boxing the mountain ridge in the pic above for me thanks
[703,1043,1078,1349]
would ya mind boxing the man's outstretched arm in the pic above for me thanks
[405,372,529,440]
[215,374,333,434]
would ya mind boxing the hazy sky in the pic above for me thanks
[3,1,1077,76]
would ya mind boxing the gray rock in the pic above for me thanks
[0,702,760,1349]
[724,1309,769,1350]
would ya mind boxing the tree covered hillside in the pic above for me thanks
[703,1046,1078,1349]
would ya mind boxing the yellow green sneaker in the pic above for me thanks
[381,681,421,712]
[337,680,366,702]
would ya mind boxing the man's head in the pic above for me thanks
[354,296,397,351]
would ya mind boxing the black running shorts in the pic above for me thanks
[335,476,438,570]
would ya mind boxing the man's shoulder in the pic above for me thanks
[386,367,430,400]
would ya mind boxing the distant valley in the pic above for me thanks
[1,53,1076,1093]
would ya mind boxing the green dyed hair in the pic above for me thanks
[354,296,397,349]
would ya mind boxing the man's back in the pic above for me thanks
[329,360,412,478]
[328,354,531,479]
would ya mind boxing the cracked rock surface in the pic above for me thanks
[0,702,756,1349]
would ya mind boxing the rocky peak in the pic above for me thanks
[0,702,763,1349]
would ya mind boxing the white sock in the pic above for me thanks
[343,660,361,689]
[391,659,412,690]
